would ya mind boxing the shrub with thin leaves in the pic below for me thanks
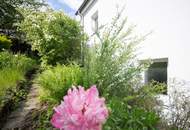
[83,11,161,129]
[83,12,149,98]
[37,64,83,103]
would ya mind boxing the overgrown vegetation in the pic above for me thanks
[1,0,189,128]
[19,9,83,66]
[37,64,83,103]
[0,51,36,107]
[104,98,159,130]
[34,12,165,129]
[0,0,45,29]
[82,12,164,129]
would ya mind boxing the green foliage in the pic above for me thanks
[19,9,83,66]
[0,0,45,29]
[37,64,83,102]
[36,103,55,130]
[83,12,149,98]
[104,98,159,130]
[82,12,161,129]
[0,51,36,107]
[35,64,83,129]
[0,35,12,51]
[144,80,167,94]
[0,68,24,103]
[0,51,36,71]
[34,11,163,130]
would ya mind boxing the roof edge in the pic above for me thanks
[75,0,90,15]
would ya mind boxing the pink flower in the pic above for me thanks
[51,85,109,130]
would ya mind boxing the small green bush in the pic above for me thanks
[0,35,12,51]
[37,64,83,103]
[104,98,159,130]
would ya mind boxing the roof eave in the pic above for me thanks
[75,0,90,15]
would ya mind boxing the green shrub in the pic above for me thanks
[37,64,83,103]
[0,35,12,51]
[104,98,159,130]
[19,9,83,66]
[0,51,36,71]
[83,12,149,98]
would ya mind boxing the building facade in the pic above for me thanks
[76,0,190,95]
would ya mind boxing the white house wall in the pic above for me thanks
[124,0,190,86]
[82,0,99,36]
[81,0,190,89]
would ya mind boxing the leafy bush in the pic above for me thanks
[19,9,83,66]
[0,35,12,51]
[104,98,159,130]
[37,64,83,102]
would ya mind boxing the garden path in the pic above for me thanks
[2,82,41,129]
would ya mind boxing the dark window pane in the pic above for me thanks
[147,62,167,83]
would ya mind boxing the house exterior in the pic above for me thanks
[76,0,190,95]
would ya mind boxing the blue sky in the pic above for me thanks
[47,0,83,16]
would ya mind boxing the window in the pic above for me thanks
[145,58,168,84]
[91,11,98,33]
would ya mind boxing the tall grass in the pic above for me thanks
[0,51,36,106]
[36,64,83,103]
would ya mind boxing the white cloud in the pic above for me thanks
[58,0,83,10]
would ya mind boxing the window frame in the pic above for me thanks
[91,11,98,33]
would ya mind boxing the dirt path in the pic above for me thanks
[2,83,41,129]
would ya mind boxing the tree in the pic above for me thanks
[0,0,45,29]
[19,9,83,65]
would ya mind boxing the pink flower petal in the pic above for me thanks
[51,85,109,130]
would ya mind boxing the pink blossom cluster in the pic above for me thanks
[51,85,109,130]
